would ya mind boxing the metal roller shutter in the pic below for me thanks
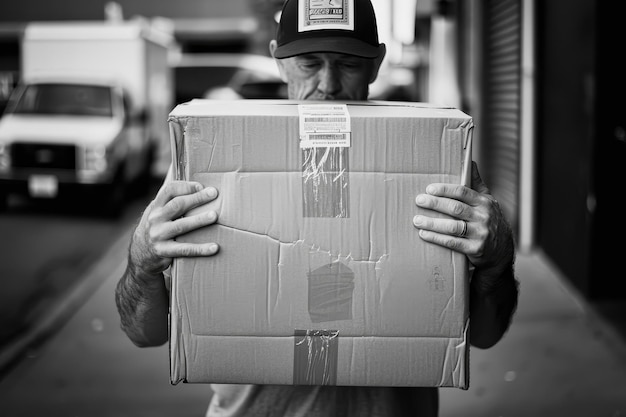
[482,0,521,232]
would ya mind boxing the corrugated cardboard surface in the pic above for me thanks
[168,100,473,388]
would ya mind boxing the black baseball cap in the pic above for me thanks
[273,0,382,59]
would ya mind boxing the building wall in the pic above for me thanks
[0,0,252,21]
[536,0,595,296]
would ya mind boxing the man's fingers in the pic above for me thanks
[413,215,470,238]
[155,210,218,240]
[415,193,470,219]
[154,185,218,220]
[154,181,218,212]
[154,181,203,206]
[154,241,220,258]
[427,181,474,200]
[416,229,467,253]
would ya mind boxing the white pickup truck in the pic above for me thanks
[0,19,174,215]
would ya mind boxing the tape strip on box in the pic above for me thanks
[307,261,355,323]
[293,329,339,385]
[299,104,351,218]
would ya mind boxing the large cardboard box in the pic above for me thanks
[168,100,473,388]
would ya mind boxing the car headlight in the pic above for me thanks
[0,143,10,170]
[84,145,108,173]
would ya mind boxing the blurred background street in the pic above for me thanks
[1,0,625,415]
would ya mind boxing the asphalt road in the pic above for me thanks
[0,180,158,357]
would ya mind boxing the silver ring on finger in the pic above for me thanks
[458,220,468,238]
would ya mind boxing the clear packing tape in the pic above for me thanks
[294,329,340,385]
[296,104,351,384]
[299,103,352,218]
[301,147,349,218]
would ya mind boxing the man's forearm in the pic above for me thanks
[115,256,170,347]
[468,260,519,349]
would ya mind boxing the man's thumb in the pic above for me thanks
[471,161,490,194]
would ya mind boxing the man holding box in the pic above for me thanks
[115,0,518,415]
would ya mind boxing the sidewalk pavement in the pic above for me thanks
[1,233,625,416]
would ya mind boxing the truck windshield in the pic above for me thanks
[11,84,113,117]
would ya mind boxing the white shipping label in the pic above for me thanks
[298,104,351,148]
[299,0,354,32]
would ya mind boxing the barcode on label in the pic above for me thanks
[300,132,351,148]
[308,133,347,140]
[304,117,347,123]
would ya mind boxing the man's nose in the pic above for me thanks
[317,65,341,97]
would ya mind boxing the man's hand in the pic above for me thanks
[130,180,220,277]
[116,178,220,347]
[412,161,514,275]
[413,161,518,348]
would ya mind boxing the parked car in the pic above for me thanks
[173,53,287,104]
